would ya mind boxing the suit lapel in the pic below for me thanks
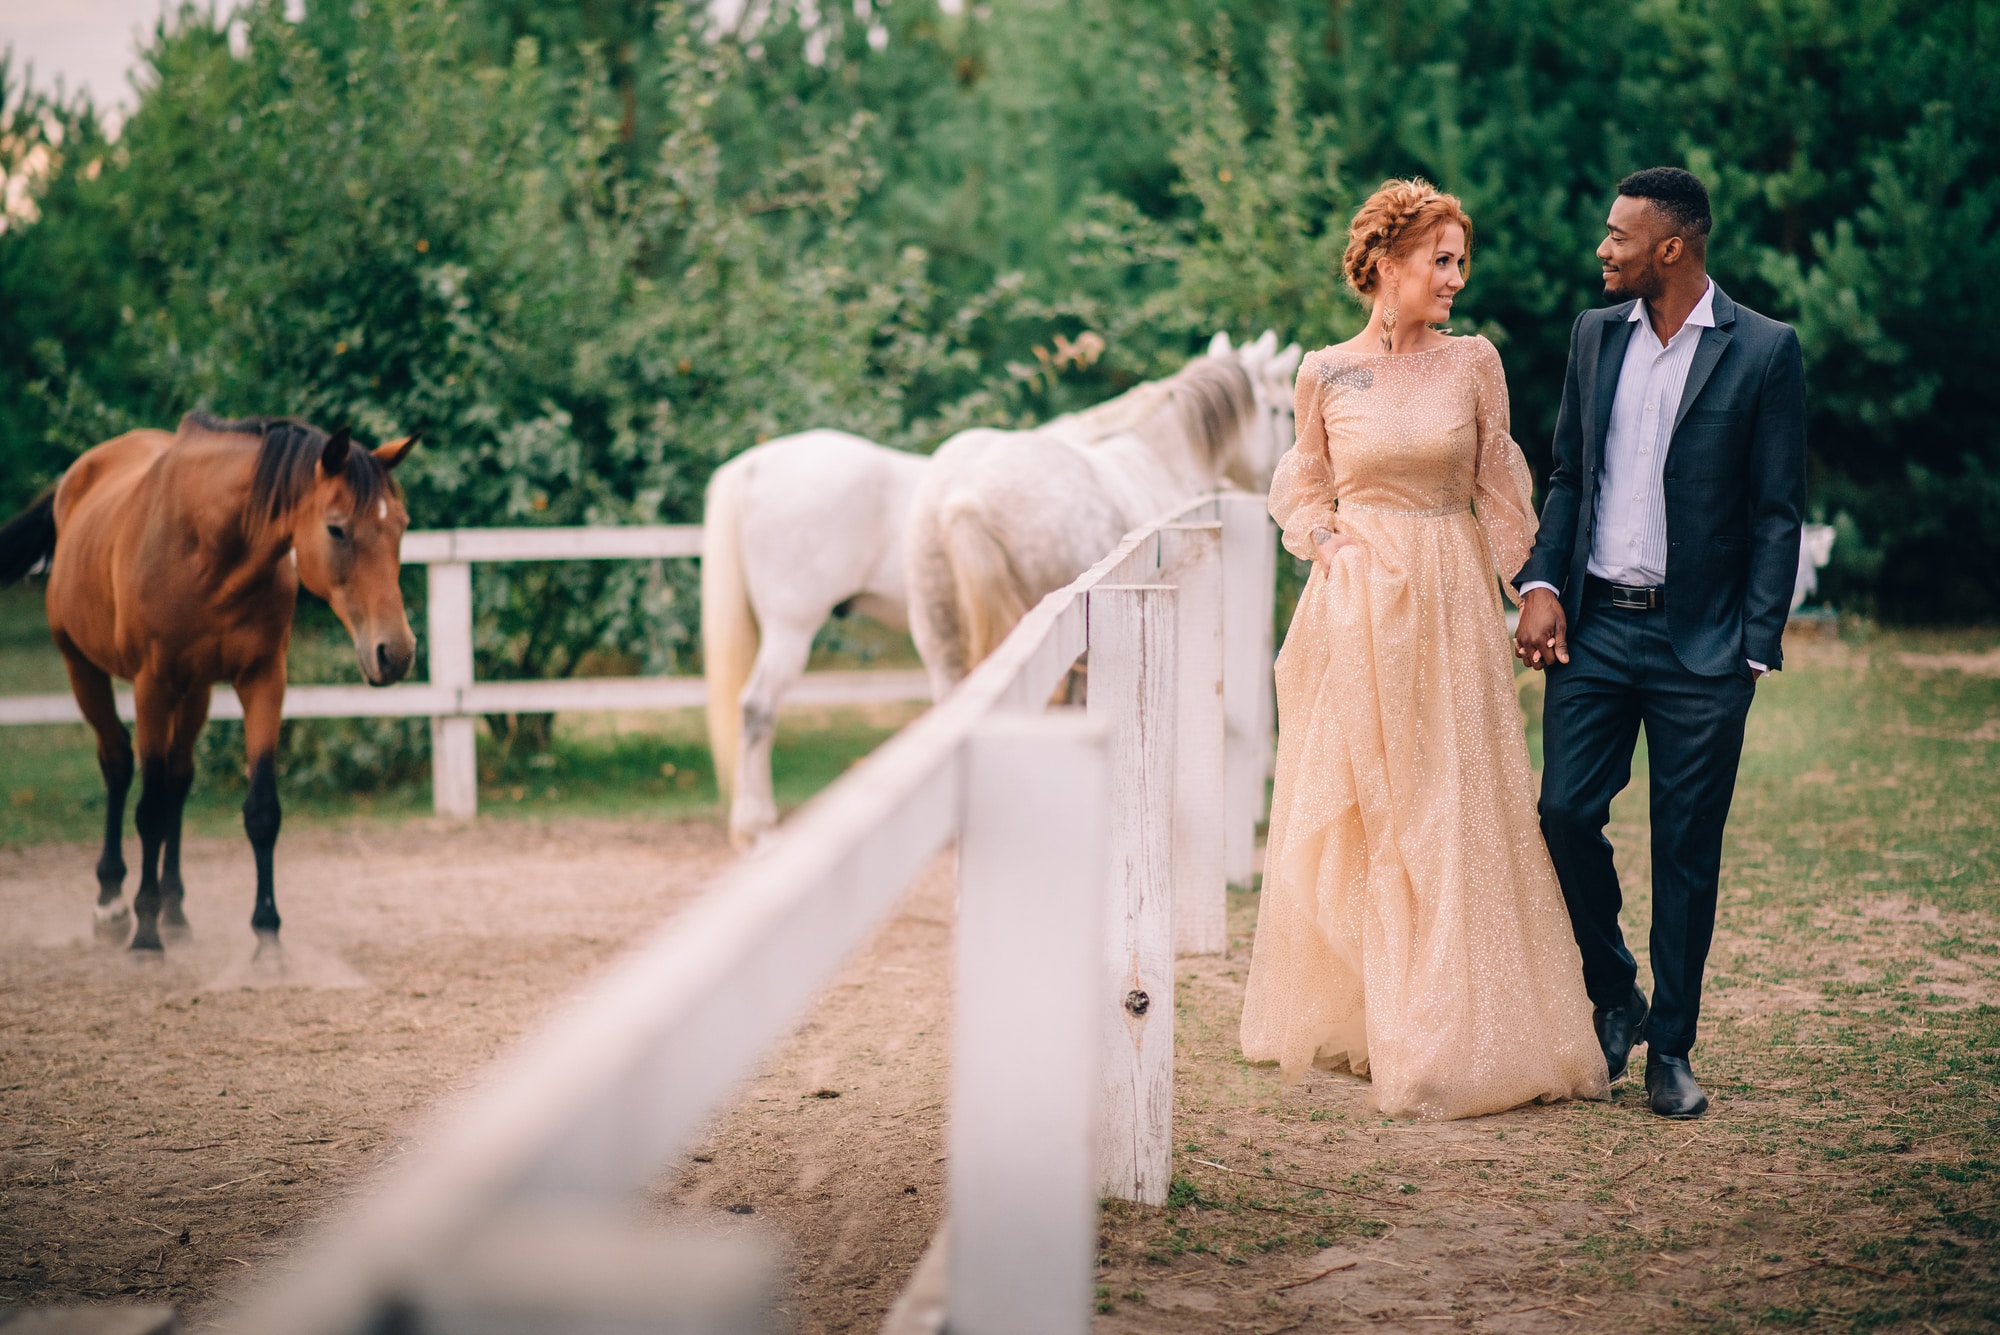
[1589,314,1635,470]
[1672,325,1734,433]
[1672,282,1737,434]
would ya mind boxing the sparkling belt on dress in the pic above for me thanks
[1334,498,1470,519]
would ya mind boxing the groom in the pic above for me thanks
[1513,167,1805,1119]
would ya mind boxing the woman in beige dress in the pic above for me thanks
[1240,179,1609,1119]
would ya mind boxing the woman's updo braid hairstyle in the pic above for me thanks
[1341,177,1474,300]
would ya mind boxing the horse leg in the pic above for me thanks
[236,667,285,942]
[59,643,133,938]
[730,620,816,848]
[157,687,210,939]
[127,676,177,953]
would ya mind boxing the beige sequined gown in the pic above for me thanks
[1240,334,1609,1120]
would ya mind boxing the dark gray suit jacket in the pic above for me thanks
[1515,283,1807,676]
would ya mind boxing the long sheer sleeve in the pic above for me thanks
[1469,336,1538,604]
[1269,354,1340,561]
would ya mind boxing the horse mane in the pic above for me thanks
[182,412,394,528]
[1164,357,1258,470]
[1049,356,1256,468]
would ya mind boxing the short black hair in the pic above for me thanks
[1617,167,1712,249]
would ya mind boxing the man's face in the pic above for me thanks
[1597,194,1670,302]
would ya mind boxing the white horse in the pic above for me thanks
[1793,522,1836,611]
[701,430,927,847]
[906,332,1301,697]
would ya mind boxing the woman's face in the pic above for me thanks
[1378,221,1467,327]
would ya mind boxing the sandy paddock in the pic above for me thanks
[0,817,949,1332]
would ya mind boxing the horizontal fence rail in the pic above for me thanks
[219,492,1279,1335]
[0,670,929,726]
[0,524,935,819]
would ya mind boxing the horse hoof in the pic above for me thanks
[94,905,132,944]
[251,930,286,973]
[128,938,165,958]
[161,920,193,945]
[730,817,777,851]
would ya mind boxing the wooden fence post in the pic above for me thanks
[948,714,1110,1335]
[1086,583,1177,1206]
[426,559,478,819]
[1158,523,1226,956]
[1219,494,1275,886]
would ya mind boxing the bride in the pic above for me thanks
[1239,178,1609,1119]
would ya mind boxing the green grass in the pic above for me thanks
[0,707,909,846]
[1096,620,2000,1331]
[0,580,915,845]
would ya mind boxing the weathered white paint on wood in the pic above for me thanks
[1086,583,1178,1207]
[949,716,1109,1335]
[1157,522,1226,956]
[426,561,479,819]
[225,680,975,1333]
[399,525,704,564]
[403,1208,776,1335]
[880,1230,949,1335]
[0,1306,179,1335]
[211,496,1277,1335]
[223,503,1144,1334]
[1219,493,1275,885]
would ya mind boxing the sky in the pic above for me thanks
[0,0,185,115]
[2,0,952,124]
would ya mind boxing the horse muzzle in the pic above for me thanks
[358,634,417,687]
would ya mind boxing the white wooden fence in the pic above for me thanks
[0,525,931,819]
[203,493,1276,1335]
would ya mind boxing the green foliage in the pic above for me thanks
[2,0,1995,650]
[196,713,431,799]
[191,614,433,797]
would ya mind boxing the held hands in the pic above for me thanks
[1513,586,1569,670]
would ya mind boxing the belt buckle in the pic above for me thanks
[1610,585,1655,610]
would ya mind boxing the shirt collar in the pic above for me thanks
[1628,278,1717,332]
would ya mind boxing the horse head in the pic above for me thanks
[1210,330,1303,490]
[290,429,420,686]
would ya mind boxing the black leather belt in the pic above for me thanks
[1586,574,1665,611]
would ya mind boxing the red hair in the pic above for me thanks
[1342,178,1473,298]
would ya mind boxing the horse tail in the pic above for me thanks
[0,491,57,586]
[701,456,759,809]
[942,502,1030,671]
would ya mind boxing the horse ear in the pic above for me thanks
[320,428,351,476]
[1276,342,1303,378]
[1254,330,1278,356]
[374,434,420,470]
[1207,330,1233,356]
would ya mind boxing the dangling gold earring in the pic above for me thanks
[1380,290,1399,353]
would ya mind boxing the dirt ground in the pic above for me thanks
[5,723,1998,1333]
[0,816,952,1332]
[1089,885,2000,1333]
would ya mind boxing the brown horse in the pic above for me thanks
[0,413,418,951]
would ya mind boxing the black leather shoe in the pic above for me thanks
[1645,1053,1709,1119]
[1592,986,1648,1082]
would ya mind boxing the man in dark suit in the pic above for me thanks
[1513,167,1806,1119]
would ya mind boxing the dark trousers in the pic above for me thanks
[1538,595,1755,1058]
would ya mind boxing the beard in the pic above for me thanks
[1603,261,1660,303]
